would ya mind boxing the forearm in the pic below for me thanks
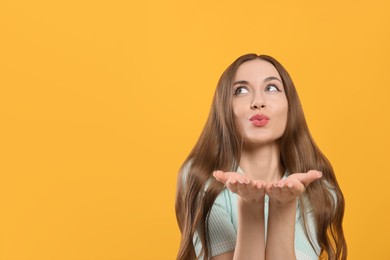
[233,198,265,260]
[265,199,297,260]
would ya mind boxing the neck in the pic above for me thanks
[239,142,284,182]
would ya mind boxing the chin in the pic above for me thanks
[243,138,278,146]
[243,133,283,146]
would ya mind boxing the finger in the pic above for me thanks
[237,176,250,185]
[276,180,289,194]
[265,181,274,192]
[254,180,266,189]
[213,170,229,184]
[213,170,240,184]
[226,178,239,193]
[213,170,247,184]
[246,179,262,193]
[280,183,295,196]
[285,180,305,195]
[239,176,257,190]
[236,180,251,196]
[266,181,280,194]
[277,179,287,188]
[296,170,322,187]
[269,180,291,195]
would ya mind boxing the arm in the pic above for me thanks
[234,197,265,260]
[210,198,264,260]
[266,197,297,259]
[265,170,322,260]
[213,171,266,260]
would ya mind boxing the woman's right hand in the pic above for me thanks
[213,170,266,204]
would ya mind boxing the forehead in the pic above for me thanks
[234,59,281,80]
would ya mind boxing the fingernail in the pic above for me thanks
[318,171,322,177]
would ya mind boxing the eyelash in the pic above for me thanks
[233,86,248,95]
[266,84,281,92]
[233,84,281,95]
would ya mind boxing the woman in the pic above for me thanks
[175,54,347,259]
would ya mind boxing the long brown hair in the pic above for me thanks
[175,54,347,259]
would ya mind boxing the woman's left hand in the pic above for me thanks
[266,170,322,205]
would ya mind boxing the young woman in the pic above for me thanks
[175,54,347,260]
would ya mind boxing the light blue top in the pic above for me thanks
[192,169,321,260]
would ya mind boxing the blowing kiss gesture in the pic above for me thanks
[213,170,322,205]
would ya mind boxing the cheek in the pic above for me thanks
[232,111,244,127]
[232,107,246,132]
[232,101,246,119]
[275,100,288,126]
[281,103,288,119]
[281,104,288,128]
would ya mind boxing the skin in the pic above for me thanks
[233,59,288,183]
[211,59,322,260]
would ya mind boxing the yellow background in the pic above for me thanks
[1,0,389,259]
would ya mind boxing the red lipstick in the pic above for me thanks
[249,114,269,127]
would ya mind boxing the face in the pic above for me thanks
[232,59,288,146]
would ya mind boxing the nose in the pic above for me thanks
[250,93,266,110]
[251,103,266,110]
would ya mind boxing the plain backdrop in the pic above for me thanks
[1,0,389,259]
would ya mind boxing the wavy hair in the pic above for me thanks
[175,54,347,259]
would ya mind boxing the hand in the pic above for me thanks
[266,170,322,205]
[213,170,266,204]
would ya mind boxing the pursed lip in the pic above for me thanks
[249,114,270,127]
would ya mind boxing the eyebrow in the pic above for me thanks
[233,80,249,85]
[233,76,282,85]
[264,76,282,83]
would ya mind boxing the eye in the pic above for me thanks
[234,86,249,95]
[265,84,280,92]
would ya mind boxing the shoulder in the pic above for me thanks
[194,188,238,258]
[294,198,321,258]
[294,179,340,258]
